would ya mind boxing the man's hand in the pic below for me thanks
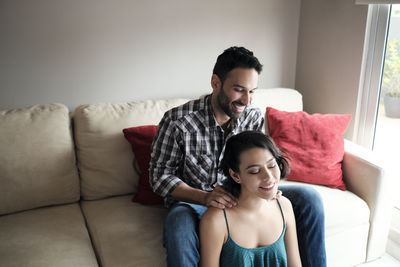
[204,186,238,209]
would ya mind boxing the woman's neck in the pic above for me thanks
[235,194,274,213]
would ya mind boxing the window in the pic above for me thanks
[355,3,400,260]
[374,5,400,209]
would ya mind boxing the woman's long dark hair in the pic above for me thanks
[220,131,290,198]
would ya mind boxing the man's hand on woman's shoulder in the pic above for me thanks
[204,186,238,209]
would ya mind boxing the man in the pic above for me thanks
[150,46,326,267]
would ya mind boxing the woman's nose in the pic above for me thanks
[262,168,273,180]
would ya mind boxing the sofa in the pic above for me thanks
[0,88,392,267]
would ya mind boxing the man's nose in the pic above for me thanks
[241,92,251,106]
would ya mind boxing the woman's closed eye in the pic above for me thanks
[248,168,260,174]
[267,159,278,169]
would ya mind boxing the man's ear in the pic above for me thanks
[211,74,221,92]
[229,168,240,184]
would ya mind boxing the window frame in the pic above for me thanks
[354,4,400,261]
[353,4,391,149]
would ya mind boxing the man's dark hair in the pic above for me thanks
[220,131,290,198]
[213,46,263,83]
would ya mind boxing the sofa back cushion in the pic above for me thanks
[73,99,190,200]
[252,88,303,112]
[252,88,303,134]
[0,104,80,215]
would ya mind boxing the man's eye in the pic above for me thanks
[234,88,242,92]
[268,164,276,169]
[249,169,260,174]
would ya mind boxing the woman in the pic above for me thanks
[200,131,301,267]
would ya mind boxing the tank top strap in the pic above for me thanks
[276,198,286,226]
[222,209,231,237]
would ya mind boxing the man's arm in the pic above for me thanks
[149,114,183,198]
[149,113,237,208]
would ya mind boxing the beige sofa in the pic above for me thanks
[0,88,392,267]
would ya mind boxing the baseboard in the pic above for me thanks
[386,237,400,261]
[386,208,400,261]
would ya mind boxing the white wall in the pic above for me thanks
[0,0,301,111]
[295,0,368,139]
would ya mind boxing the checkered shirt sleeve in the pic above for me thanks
[149,113,184,198]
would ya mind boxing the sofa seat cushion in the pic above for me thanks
[74,99,190,201]
[279,180,370,266]
[0,103,80,215]
[280,180,370,235]
[81,195,168,267]
[0,203,98,267]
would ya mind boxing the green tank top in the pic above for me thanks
[220,199,287,267]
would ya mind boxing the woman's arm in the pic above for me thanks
[281,197,302,267]
[199,207,226,267]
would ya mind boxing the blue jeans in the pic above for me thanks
[163,185,326,267]
[280,185,327,267]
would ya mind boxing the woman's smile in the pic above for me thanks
[259,183,276,191]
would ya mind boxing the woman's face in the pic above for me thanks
[230,147,281,200]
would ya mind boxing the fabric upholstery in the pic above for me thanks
[342,139,392,261]
[279,180,370,266]
[267,107,351,190]
[252,88,303,135]
[252,88,303,112]
[0,203,98,267]
[0,88,391,267]
[73,99,190,200]
[81,195,167,267]
[123,125,163,205]
[325,224,369,267]
[0,104,79,215]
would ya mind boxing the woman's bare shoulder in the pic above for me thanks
[201,207,226,224]
[200,207,228,233]
[277,196,294,212]
[277,196,297,225]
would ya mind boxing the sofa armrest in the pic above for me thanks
[342,139,393,261]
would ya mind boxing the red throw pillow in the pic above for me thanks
[123,125,163,205]
[267,107,351,190]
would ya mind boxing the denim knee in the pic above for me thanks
[163,203,202,267]
[163,204,199,245]
[279,185,324,218]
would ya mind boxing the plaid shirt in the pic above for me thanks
[149,94,264,207]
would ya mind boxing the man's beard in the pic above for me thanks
[217,87,245,119]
